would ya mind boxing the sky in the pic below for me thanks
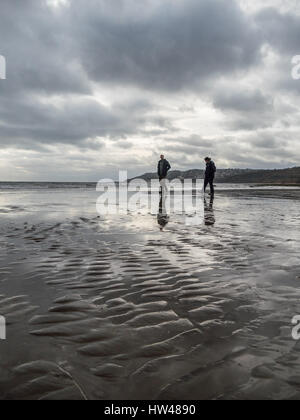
[0,0,300,181]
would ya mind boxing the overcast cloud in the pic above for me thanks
[0,0,299,181]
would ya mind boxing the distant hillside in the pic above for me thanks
[130,167,300,185]
[218,167,300,184]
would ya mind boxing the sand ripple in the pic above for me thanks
[1,192,300,399]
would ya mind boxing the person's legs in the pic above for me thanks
[209,179,215,196]
[204,178,214,195]
[160,178,168,197]
[204,178,209,193]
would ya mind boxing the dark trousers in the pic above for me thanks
[204,177,214,196]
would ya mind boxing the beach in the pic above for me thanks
[0,183,300,400]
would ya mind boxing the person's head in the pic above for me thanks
[160,154,165,160]
[205,157,211,163]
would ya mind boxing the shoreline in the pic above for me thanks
[250,183,300,187]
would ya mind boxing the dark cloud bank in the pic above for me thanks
[0,0,299,180]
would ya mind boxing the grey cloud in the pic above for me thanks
[255,7,300,54]
[0,91,171,148]
[0,0,91,96]
[226,116,274,131]
[0,96,119,146]
[163,135,212,149]
[164,131,298,171]
[217,133,297,166]
[253,7,300,94]
[0,0,265,155]
[71,0,262,91]
[251,136,284,149]
[213,90,273,113]
[212,87,276,131]
[164,144,208,155]
[0,0,299,181]
[113,140,134,149]
[3,0,261,96]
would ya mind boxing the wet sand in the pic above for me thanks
[0,188,300,400]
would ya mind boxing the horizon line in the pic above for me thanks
[0,165,299,184]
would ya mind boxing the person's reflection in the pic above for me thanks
[157,195,169,231]
[204,196,215,226]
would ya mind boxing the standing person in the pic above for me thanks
[158,155,171,196]
[204,157,216,197]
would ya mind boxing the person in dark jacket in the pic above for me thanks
[158,155,171,181]
[158,155,171,197]
[204,157,216,197]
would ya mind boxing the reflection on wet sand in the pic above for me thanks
[157,195,169,231]
[204,197,215,226]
